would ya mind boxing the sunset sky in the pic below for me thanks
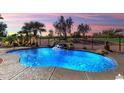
[1,13,124,35]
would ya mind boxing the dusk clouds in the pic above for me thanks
[1,13,124,35]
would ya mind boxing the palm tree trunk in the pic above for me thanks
[35,36,38,47]
[64,31,67,40]
[29,35,31,46]
[82,33,85,38]
[58,33,60,42]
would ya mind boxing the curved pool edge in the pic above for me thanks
[7,47,118,72]
[19,63,117,73]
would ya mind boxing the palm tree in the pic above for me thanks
[59,16,66,39]
[66,17,73,34]
[53,21,61,38]
[0,22,7,37]
[53,16,73,40]
[29,21,45,36]
[21,21,46,46]
[77,23,91,38]
[21,22,32,45]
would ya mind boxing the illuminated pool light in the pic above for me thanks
[8,48,117,72]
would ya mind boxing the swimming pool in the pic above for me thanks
[8,48,117,72]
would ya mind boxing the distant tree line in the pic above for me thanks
[93,28,124,38]
[9,16,91,46]
[1,14,124,47]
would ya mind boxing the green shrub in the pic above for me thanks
[2,35,17,45]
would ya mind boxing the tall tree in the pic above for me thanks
[66,17,73,34]
[77,23,91,37]
[53,16,73,40]
[53,21,61,38]
[0,22,7,37]
[21,21,46,46]
[21,22,32,45]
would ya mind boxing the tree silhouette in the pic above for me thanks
[66,17,73,33]
[21,21,46,46]
[77,23,91,38]
[0,22,7,37]
[53,16,73,40]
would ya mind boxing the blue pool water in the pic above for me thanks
[8,48,117,72]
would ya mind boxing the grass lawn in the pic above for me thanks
[94,38,124,43]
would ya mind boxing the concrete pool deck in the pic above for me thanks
[0,47,124,80]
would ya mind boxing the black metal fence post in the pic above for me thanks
[91,37,94,49]
[40,38,42,46]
